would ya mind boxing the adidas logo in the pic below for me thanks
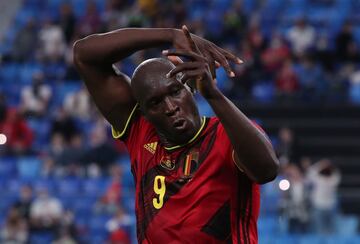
[144,142,158,154]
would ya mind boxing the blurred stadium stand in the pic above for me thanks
[1,0,360,243]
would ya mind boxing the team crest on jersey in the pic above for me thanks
[160,156,175,170]
[144,142,158,154]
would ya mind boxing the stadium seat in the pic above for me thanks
[17,157,42,179]
[56,177,81,197]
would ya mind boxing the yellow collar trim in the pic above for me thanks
[164,116,206,151]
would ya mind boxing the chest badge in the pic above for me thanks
[160,156,175,170]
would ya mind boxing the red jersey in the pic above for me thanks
[112,108,260,244]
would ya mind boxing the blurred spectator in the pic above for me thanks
[20,72,52,118]
[275,59,299,100]
[275,127,296,161]
[106,207,132,244]
[77,1,101,37]
[30,187,63,232]
[53,210,78,244]
[287,18,315,56]
[55,133,86,176]
[336,22,355,62]
[12,185,33,222]
[222,1,247,43]
[37,18,66,62]
[95,164,123,214]
[281,164,310,233]
[50,108,78,142]
[59,3,76,44]
[47,133,66,163]
[261,33,290,76]
[11,19,38,62]
[64,85,93,121]
[83,122,118,172]
[0,92,7,122]
[0,207,29,243]
[0,109,33,156]
[308,159,341,234]
[296,55,325,100]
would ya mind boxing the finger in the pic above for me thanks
[181,69,204,82]
[210,49,234,77]
[167,55,183,66]
[182,25,201,53]
[167,62,203,78]
[219,47,243,64]
[163,49,206,62]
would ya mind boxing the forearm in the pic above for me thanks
[206,88,279,184]
[73,28,176,65]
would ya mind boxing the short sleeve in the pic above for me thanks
[111,104,154,156]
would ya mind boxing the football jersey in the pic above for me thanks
[112,105,260,244]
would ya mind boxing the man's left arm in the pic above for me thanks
[165,26,279,184]
[204,88,279,184]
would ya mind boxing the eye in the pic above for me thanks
[171,87,181,96]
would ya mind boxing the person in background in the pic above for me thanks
[287,18,315,56]
[0,108,33,156]
[308,159,341,234]
[20,72,52,118]
[105,206,132,244]
[30,187,63,233]
[0,206,29,244]
[281,163,309,233]
[12,185,33,222]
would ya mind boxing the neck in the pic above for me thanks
[159,116,205,149]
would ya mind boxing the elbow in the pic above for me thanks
[72,39,84,66]
[254,158,279,185]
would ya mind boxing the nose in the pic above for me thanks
[164,97,179,116]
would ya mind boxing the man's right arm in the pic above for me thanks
[73,28,176,132]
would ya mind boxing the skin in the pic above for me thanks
[73,26,278,184]
[131,58,201,146]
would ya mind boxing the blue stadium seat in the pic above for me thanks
[56,177,81,197]
[82,178,109,197]
[252,82,275,103]
[336,215,358,235]
[0,157,17,179]
[17,157,42,179]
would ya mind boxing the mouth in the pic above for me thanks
[172,118,186,130]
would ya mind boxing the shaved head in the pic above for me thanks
[131,58,176,102]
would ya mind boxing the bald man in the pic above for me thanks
[74,27,278,244]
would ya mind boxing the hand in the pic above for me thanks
[163,30,218,98]
[170,25,243,78]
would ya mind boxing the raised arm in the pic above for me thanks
[165,27,279,184]
[73,28,240,132]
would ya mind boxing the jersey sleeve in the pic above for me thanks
[111,104,153,156]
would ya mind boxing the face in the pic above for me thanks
[134,67,201,146]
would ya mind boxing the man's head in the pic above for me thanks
[131,58,201,146]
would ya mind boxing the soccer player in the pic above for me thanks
[73,26,279,244]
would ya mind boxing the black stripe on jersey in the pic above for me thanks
[201,200,232,241]
[198,120,219,164]
[237,173,252,244]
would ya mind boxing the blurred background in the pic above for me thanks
[0,0,360,243]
